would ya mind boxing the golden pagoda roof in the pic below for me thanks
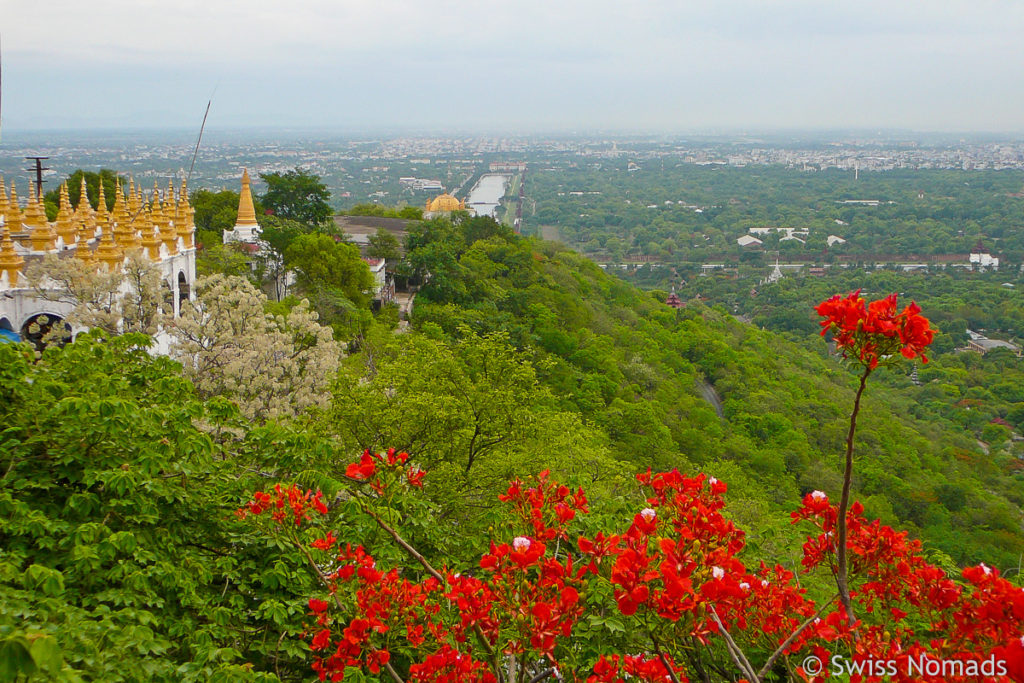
[0,225,25,286]
[236,168,259,226]
[426,192,465,213]
[0,174,197,282]
[6,184,24,231]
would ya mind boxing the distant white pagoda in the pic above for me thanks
[761,259,784,285]
[223,169,261,244]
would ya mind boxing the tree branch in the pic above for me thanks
[836,368,870,628]
[755,594,839,681]
[650,636,681,683]
[708,607,758,682]
[383,662,406,683]
[361,501,501,675]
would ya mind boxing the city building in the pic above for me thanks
[965,330,1021,357]
[363,257,394,306]
[969,240,1000,270]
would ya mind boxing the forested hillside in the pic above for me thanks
[397,217,1023,568]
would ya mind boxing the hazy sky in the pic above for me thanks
[3,0,1024,132]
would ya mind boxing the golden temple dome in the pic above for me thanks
[425,192,465,213]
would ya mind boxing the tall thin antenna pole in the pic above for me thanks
[187,99,212,184]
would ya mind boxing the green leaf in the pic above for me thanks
[25,564,65,597]
[28,634,63,672]
[0,636,36,681]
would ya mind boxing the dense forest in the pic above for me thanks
[4,174,1023,680]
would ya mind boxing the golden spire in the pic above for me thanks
[55,183,77,245]
[128,177,141,216]
[110,178,140,250]
[74,218,97,267]
[139,198,162,261]
[0,177,9,222]
[236,168,259,226]
[161,181,179,255]
[94,214,124,272]
[95,181,109,223]
[7,183,24,231]
[114,213,142,250]
[176,179,195,249]
[76,212,95,246]
[27,183,57,251]
[150,182,165,228]
[113,178,129,226]
[0,225,25,287]
[72,178,92,229]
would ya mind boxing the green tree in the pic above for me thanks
[190,188,246,238]
[259,168,332,226]
[43,169,122,213]
[255,215,307,300]
[367,227,401,264]
[0,335,316,681]
[285,233,374,336]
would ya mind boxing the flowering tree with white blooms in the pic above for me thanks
[168,274,341,422]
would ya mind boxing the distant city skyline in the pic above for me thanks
[3,0,1024,133]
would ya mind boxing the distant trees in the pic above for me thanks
[259,168,332,226]
[346,203,423,220]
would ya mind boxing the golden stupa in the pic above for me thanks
[425,192,466,213]
[237,169,259,226]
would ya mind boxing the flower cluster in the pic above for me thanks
[235,483,328,525]
[588,653,684,683]
[790,490,1024,680]
[815,290,934,369]
[602,469,816,650]
[497,469,589,540]
[344,447,425,494]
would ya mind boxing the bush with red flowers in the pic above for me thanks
[239,461,1023,682]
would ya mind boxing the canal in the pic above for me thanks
[465,174,508,218]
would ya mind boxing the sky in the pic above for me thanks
[3,0,1024,133]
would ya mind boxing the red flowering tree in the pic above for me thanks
[814,291,934,624]
[237,295,1024,682]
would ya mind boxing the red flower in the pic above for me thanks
[509,536,546,569]
[309,598,330,614]
[310,628,332,651]
[407,467,425,488]
[816,290,934,369]
[366,649,391,674]
[345,450,377,481]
